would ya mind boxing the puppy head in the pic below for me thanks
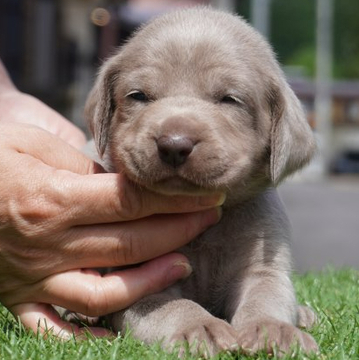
[86,7,315,198]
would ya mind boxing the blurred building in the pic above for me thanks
[0,0,78,118]
[290,78,359,174]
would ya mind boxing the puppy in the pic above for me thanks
[85,7,318,357]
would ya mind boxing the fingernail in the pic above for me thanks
[57,329,73,340]
[198,193,226,207]
[170,260,193,279]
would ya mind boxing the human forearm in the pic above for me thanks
[0,58,86,147]
[0,59,16,93]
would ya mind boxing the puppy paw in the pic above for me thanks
[237,318,318,356]
[297,305,317,329]
[167,318,239,358]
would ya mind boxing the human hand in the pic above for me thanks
[0,122,223,338]
[0,89,86,149]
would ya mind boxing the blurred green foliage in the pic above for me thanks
[237,0,359,79]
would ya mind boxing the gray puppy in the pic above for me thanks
[85,7,318,357]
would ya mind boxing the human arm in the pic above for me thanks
[0,60,86,148]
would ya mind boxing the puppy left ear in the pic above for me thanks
[268,82,316,185]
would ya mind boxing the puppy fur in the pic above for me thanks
[85,7,318,357]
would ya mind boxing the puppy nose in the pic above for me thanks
[157,135,194,168]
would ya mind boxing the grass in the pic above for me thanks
[1,268,359,360]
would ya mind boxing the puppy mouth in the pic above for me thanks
[124,156,227,195]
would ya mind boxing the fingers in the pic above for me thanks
[0,208,219,296]
[0,209,219,301]
[11,303,112,338]
[22,253,193,317]
[60,174,225,226]
[59,208,220,269]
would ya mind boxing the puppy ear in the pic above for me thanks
[268,82,316,185]
[85,57,120,157]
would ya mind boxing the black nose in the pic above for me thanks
[157,135,194,168]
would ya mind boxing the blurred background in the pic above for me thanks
[1,0,358,272]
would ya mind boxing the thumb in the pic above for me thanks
[10,303,112,338]
[23,253,192,317]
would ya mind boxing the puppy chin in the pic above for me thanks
[145,177,219,196]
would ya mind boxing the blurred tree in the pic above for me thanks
[237,0,359,79]
[334,0,359,78]
[271,0,315,77]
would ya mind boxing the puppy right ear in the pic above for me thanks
[85,57,120,157]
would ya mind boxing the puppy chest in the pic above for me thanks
[177,230,246,318]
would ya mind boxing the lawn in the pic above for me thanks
[1,268,358,360]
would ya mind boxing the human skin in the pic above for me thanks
[0,60,223,337]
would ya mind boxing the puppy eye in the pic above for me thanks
[221,95,243,106]
[126,90,149,102]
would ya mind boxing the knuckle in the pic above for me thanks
[144,270,166,296]
[115,179,144,221]
[84,285,108,317]
[7,193,63,238]
[1,241,58,283]
[113,230,140,265]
